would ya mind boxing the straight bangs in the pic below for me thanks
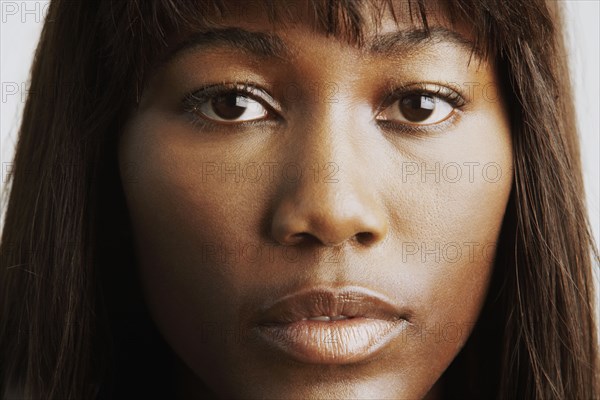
[98,0,554,104]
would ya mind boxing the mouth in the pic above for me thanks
[252,286,411,364]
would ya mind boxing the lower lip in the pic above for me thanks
[255,318,407,364]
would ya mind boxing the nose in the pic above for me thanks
[270,112,388,247]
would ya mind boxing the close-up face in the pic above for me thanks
[118,1,513,398]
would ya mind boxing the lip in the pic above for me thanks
[252,286,411,364]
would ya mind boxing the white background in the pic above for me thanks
[0,1,598,315]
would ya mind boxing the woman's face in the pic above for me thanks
[119,2,513,399]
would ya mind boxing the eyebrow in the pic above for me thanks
[162,28,289,65]
[161,26,479,67]
[369,26,480,59]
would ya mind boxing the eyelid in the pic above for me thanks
[372,82,467,135]
[180,81,467,133]
[182,82,283,116]
[377,110,463,136]
[377,82,467,113]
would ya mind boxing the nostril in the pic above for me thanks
[290,232,378,247]
[355,232,376,245]
[289,232,316,244]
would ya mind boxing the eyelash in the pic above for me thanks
[376,83,467,135]
[181,82,467,134]
[181,82,281,132]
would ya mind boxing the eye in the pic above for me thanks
[204,93,268,122]
[197,93,267,122]
[183,84,278,125]
[376,93,456,125]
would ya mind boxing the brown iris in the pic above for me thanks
[400,94,435,122]
[211,94,249,120]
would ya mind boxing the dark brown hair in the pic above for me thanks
[1,0,597,398]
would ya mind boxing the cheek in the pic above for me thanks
[384,106,513,365]
[118,119,286,393]
[118,125,254,296]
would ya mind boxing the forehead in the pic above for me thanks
[156,0,481,69]
[170,0,462,42]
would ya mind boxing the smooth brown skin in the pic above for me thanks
[119,4,513,399]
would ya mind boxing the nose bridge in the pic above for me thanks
[299,105,365,210]
[270,101,388,247]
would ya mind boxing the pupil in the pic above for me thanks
[212,93,248,120]
[400,95,435,122]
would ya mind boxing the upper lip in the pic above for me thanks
[255,286,408,325]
